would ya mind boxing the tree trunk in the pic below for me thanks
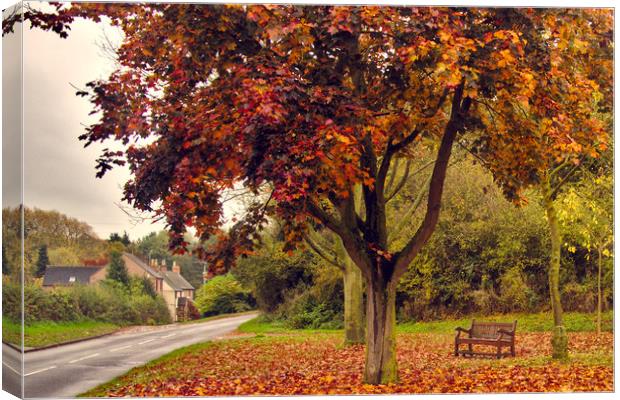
[343,252,365,344]
[597,247,602,336]
[542,188,568,359]
[364,276,398,384]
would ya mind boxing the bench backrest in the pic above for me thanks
[470,320,516,339]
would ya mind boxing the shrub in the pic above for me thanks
[195,274,255,316]
[233,244,316,312]
[14,281,171,326]
[562,281,596,312]
[2,282,21,322]
[130,295,172,325]
[277,266,344,329]
[498,267,535,313]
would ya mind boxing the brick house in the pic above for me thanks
[122,253,195,321]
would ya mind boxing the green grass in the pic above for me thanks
[237,316,291,334]
[397,311,614,334]
[2,318,119,348]
[238,311,613,335]
[178,310,258,325]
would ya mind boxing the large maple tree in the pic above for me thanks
[6,4,612,384]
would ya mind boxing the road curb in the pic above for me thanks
[2,331,119,353]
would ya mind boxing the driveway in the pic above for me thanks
[2,313,257,398]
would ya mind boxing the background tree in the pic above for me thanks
[469,11,612,359]
[132,230,209,288]
[559,166,613,335]
[35,245,49,278]
[107,249,130,287]
[2,244,11,276]
[10,5,612,383]
[304,218,365,344]
[2,207,107,280]
[109,231,131,246]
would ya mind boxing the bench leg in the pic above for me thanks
[497,345,502,359]
[511,343,515,357]
[454,341,459,356]
[468,344,473,355]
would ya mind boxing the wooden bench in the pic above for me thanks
[454,320,517,358]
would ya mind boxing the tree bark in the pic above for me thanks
[542,184,568,359]
[597,246,602,336]
[364,275,398,384]
[343,253,365,344]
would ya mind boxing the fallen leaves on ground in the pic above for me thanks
[94,332,612,396]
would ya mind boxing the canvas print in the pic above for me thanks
[1,2,614,398]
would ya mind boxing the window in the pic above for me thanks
[69,276,76,283]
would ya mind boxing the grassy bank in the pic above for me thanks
[238,311,614,335]
[3,318,119,348]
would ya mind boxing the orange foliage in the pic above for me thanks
[100,332,612,396]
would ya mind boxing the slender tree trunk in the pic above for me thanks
[343,251,365,344]
[597,246,602,336]
[542,186,568,359]
[364,275,398,384]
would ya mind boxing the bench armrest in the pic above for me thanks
[497,328,515,336]
[455,327,470,339]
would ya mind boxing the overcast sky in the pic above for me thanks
[4,15,168,240]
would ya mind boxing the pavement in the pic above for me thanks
[2,312,258,398]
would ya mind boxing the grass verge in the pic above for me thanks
[238,311,613,335]
[2,317,119,348]
[177,310,258,325]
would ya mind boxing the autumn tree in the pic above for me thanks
[469,11,612,358]
[9,5,612,383]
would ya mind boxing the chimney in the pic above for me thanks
[159,260,167,273]
[172,261,181,274]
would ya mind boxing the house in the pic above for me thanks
[42,265,106,287]
[122,253,165,293]
[122,253,195,321]
[42,252,195,321]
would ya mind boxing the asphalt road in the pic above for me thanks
[2,313,257,398]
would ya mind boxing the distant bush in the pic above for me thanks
[233,245,316,312]
[276,265,344,329]
[195,274,255,316]
[562,281,596,313]
[498,267,536,313]
[4,280,171,326]
[2,282,21,321]
[130,295,172,325]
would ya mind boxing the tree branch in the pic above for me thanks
[386,160,413,202]
[392,83,469,281]
[303,231,343,270]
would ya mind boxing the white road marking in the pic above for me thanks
[2,362,21,375]
[161,333,176,339]
[110,345,133,353]
[138,338,156,345]
[68,353,99,364]
[24,365,57,376]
